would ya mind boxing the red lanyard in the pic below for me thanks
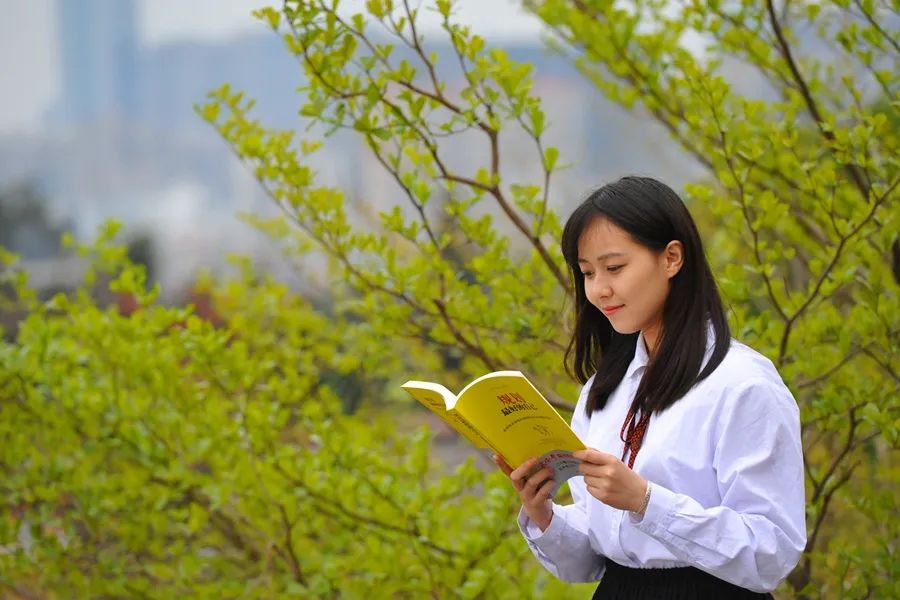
[620,405,652,469]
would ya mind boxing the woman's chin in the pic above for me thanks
[608,321,639,335]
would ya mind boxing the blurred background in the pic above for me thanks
[5,5,894,596]
[0,0,699,305]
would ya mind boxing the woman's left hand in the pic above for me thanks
[573,448,648,512]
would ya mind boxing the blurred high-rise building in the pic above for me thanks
[56,0,139,124]
[5,3,702,297]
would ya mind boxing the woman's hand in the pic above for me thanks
[573,448,648,513]
[493,454,554,531]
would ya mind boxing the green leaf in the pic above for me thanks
[544,147,559,171]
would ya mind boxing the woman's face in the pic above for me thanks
[576,217,683,352]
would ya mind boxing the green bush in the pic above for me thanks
[0,228,592,598]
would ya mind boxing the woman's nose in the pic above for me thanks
[587,279,611,302]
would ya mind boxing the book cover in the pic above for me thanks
[401,371,585,494]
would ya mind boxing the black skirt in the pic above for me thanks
[592,561,774,600]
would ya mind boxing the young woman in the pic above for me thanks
[494,177,806,598]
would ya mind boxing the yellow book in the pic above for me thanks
[401,370,585,495]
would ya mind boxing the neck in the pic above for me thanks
[642,322,662,357]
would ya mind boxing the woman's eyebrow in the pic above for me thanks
[578,252,626,263]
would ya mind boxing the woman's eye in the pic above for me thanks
[581,271,594,279]
[607,265,623,273]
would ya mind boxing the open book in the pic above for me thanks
[401,371,585,495]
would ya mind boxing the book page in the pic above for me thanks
[531,449,582,498]
[400,381,492,449]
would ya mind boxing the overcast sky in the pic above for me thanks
[0,0,545,134]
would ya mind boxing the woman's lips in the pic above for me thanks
[601,305,624,316]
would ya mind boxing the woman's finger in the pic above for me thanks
[579,462,616,479]
[492,454,513,477]
[573,448,617,465]
[534,475,557,503]
[523,467,554,495]
[509,457,539,489]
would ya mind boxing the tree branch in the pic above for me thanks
[778,176,898,363]
[272,463,459,558]
[306,1,570,291]
[278,504,306,585]
[851,0,900,55]
[765,0,870,199]
[796,345,869,389]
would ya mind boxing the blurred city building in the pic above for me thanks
[57,0,140,125]
[0,0,701,303]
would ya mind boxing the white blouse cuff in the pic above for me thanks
[631,481,678,534]
[517,504,564,542]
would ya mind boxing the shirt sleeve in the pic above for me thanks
[516,375,605,582]
[630,377,807,592]
[517,500,604,582]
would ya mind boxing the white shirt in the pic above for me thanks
[518,330,806,593]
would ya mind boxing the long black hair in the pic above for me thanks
[561,176,731,415]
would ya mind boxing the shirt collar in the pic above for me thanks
[625,331,651,381]
[625,323,719,381]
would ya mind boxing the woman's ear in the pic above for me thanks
[664,240,684,278]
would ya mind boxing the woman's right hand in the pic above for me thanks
[493,454,555,531]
